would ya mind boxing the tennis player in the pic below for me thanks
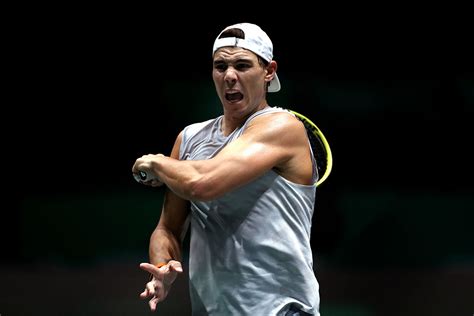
[132,22,321,315]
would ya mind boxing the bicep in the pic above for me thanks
[212,136,281,183]
[194,114,305,198]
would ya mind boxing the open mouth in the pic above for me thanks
[225,92,243,102]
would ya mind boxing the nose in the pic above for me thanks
[224,67,238,85]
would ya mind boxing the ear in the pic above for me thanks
[265,60,278,83]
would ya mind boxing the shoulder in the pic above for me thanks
[182,117,219,138]
[245,109,305,140]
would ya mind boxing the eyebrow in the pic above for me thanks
[213,57,254,65]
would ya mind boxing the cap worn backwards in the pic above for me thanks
[212,23,281,93]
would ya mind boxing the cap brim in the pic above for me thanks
[268,73,281,92]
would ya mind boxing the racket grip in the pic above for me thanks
[133,171,150,183]
[139,171,148,180]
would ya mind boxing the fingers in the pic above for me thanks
[140,279,155,298]
[139,261,184,312]
[168,260,183,273]
[141,282,160,312]
[132,154,166,185]
[132,154,161,173]
[146,281,156,296]
[150,179,164,187]
[149,296,160,312]
[141,278,165,312]
[139,288,148,299]
[132,172,162,186]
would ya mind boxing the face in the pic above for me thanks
[212,47,276,117]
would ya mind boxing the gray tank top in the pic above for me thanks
[179,107,320,316]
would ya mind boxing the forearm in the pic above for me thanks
[138,134,278,201]
[151,155,211,200]
[149,227,182,265]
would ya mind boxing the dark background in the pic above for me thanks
[2,5,473,316]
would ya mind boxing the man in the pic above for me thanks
[132,22,321,315]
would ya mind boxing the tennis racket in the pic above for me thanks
[288,109,333,187]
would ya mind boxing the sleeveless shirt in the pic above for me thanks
[179,107,320,316]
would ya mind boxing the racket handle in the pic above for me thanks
[133,171,150,183]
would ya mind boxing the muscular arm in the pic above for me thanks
[133,111,312,201]
[149,132,190,265]
[149,190,189,264]
[138,133,190,312]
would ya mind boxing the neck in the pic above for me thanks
[221,104,270,136]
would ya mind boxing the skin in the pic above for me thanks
[133,46,313,312]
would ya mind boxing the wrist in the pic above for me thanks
[153,258,173,268]
[149,259,173,281]
[155,261,169,268]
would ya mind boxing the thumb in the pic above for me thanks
[168,260,183,273]
[140,262,160,276]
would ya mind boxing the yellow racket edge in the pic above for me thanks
[289,110,334,187]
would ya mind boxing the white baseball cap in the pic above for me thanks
[212,23,281,93]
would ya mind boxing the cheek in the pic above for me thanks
[212,76,224,97]
[212,71,221,83]
[213,72,226,87]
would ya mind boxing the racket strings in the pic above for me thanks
[304,125,327,176]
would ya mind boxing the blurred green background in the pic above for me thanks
[3,6,473,316]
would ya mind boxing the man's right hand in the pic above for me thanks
[139,261,183,312]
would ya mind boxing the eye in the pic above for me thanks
[235,63,251,71]
[214,62,227,72]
